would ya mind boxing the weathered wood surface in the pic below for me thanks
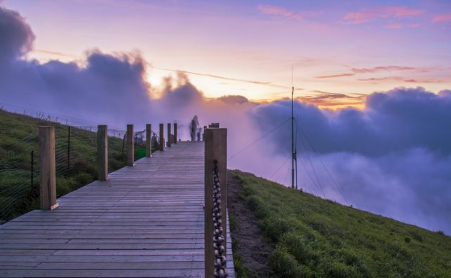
[0,142,235,278]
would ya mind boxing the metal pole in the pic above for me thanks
[291,87,295,188]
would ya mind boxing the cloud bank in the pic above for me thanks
[1,6,450,234]
[252,88,451,233]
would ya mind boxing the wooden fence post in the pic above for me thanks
[167,123,172,147]
[146,124,152,157]
[174,122,178,144]
[127,124,134,166]
[159,123,164,151]
[204,125,227,278]
[97,125,108,181]
[39,126,58,210]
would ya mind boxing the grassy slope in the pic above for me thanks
[0,109,130,221]
[230,170,451,278]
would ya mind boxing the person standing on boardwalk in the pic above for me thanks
[190,115,200,141]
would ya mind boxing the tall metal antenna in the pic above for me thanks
[291,67,295,189]
[291,66,298,190]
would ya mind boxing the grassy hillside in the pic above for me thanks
[0,109,150,222]
[229,170,451,278]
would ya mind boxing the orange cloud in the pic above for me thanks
[298,91,367,109]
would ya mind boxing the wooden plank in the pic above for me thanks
[0,142,235,277]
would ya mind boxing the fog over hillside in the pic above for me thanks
[1,6,450,234]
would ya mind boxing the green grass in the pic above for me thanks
[0,109,135,222]
[231,170,451,278]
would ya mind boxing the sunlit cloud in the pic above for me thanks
[432,14,451,23]
[34,49,77,58]
[316,66,428,79]
[351,66,417,74]
[299,91,366,108]
[385,23,403,29]
[316,73,355,79]
[153,67,303,91]
[257,4,321,21]
[358,76,444,84]
[343,6,424,24]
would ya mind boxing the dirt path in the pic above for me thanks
[227,171,274,278]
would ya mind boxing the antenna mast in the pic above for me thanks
[291,68,295,189]
[290,67,298,190]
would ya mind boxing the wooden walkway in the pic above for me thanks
[0,142,235,277]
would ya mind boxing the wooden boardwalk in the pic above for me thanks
[0,142,235,277]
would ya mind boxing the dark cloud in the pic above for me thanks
[0,7,151,125]
[0,6,34,62]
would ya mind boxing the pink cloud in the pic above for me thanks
[317,66,418,79]
[352,66,416,73]
[343,6,424,24]
[316,73,355,79]
[257,5,320,21]
[358,76,443,84]
[433,14,451,23]
[385,23,403,29]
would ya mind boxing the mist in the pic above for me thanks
[1,5,450,234]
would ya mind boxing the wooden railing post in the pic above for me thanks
[39,126,58,210]
[159,123,164,151]
[97,125,108,181]
[127,124,134,166]
[146,124,152,157]
[174,122,178,144]
[204,125,227,278]
[167,123,172,147]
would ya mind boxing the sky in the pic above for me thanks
[1,1,451,234]
[3,0,451,107]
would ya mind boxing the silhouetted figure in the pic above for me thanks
[190,115,200,141]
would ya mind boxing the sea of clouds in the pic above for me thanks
[1,6,450,234]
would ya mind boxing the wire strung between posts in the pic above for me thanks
[212,160,227,278]
[295,119,349,204]
[228,118,291,161]
[270,155,291,180]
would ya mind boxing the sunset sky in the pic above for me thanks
[2,0,451,233]
[4,0,451,108]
